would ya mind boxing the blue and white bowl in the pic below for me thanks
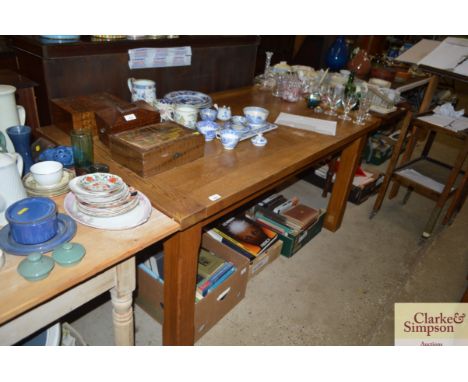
[217,129,240,150]
[243,106,269,124]
[199,108,217,121]
[196,120,219,141]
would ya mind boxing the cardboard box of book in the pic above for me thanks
[206,213,283,279]
[256,208,325,258]
[303,165,384,205]
[136,240,249,342]
[250,194,325,258]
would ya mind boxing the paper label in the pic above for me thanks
[124,114,137,121]
[208,194,221,201]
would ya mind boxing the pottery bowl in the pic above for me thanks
[243,106,269,124]
[30,161,63,186]
[196,120,219,141]
[6,197,58,245]
[199,108,217,121]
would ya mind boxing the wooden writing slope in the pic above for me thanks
[37,86,381,345]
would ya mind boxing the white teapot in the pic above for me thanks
[0,152,27,226]
[0,84,26,153]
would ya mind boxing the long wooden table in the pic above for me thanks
[0,195,179,345]
[37,86,381,345]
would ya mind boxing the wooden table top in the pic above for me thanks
[0,194,179,325]
[38,86,381,230]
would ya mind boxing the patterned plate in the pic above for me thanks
[78,173,124,194]
[163,90,212,108]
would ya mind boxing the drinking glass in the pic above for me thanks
[319,84,330,110]
[71,128,94,175]
[339,93,358,121]
[354,95,372,125]
[325,85,343,116]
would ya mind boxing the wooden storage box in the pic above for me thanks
[50,92,133,136]
[136,234,249,342]
[96,102,160,146]
[109,122,205,177]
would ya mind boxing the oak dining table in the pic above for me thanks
[35,85,381,345]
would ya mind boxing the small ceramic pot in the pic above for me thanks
[127,78,156,105]
[6,197,58,245]
[217,129,240,150]
[196,120,219,141]
[251,133,268,147]
[199,108,217,121]
[243,106,269,124]
[216,106,231,121]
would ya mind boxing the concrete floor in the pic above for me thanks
[67,158,468,345]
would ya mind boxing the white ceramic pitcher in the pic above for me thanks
[127,78,156,105]
[0,85,26,153]
[0,152,27,226]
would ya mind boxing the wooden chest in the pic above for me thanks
[109,122,205,177]
[96,102,160,146]
[50,93,133,136]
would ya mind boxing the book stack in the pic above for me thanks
[207,213,279,261]
[143,249,236,302]
[252,193,320,235]
[196,249,236,301]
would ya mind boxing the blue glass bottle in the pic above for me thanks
[326,36,349,71]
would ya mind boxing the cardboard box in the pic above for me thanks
[302,169,384,205]
[203,231,283,279]
[109,122,205,177]
[136,236,249,342]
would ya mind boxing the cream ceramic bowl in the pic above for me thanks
[30,161,64,186]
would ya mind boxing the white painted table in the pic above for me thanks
[0,195,179,345]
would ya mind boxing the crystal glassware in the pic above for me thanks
[339,93,358,121]
[325,85,343,116]
[354,95,372,125]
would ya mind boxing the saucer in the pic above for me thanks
[0,214,77,256]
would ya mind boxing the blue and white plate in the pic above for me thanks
[163,90,212,109]
[0,214,77,256]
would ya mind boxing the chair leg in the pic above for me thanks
[402,187,413,205]
[422,206,443,238]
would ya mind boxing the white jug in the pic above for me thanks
[127,78,156,105]
[0,85,26,153]
[0,152,27,226]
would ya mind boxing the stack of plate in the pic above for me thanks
[163,90,212,109]
[65,173,152,230]
[23,169,75,197]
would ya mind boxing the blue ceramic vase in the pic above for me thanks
[6,125,34,176]
[326,36,349,71]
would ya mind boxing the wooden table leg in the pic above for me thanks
[163,224,202,345]
[110,257,136,346]
[324,136,366,231]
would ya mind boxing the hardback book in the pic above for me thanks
[206,229,257,260]
[281,204,319,230]
[198,249,225,279]
[213,214,278,258]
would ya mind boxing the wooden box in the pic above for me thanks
[109,122,205,177]
[95,102,160,146]
[50,92,133,136]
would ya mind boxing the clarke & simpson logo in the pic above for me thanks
[395,303,468,346]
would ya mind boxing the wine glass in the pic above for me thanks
[354,95,371,125]
[326,85,343,116]
[339,93,358,121]
[319,84,330,110]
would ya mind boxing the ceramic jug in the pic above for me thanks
[0,152,27,225]
[127,78,157,105]
[0,85,26,153]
